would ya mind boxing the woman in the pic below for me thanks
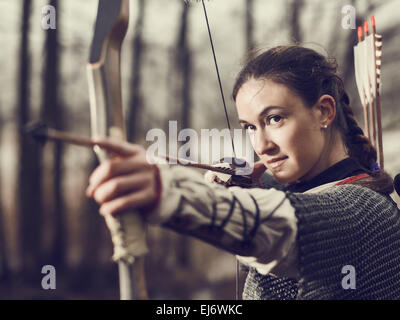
[86,45,400,299]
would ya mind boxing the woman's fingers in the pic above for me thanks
[86,139,159,216]
[98,185,155,216]
[251,161,267,180]
[87,154,152,197]
[91,171,155,204]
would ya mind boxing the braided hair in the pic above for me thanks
[232,45,393,195]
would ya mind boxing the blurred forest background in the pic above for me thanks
[0,0,399,300]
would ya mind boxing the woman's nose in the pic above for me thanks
[254,129,277,156]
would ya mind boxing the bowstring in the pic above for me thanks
[201,0,237,159]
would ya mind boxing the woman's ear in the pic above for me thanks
[315,94,336,128]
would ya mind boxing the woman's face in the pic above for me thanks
[236,78,329,184]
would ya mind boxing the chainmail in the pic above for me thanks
[243,184,400,300]
[243,269,298,300]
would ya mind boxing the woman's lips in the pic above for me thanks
[269,156,288,169]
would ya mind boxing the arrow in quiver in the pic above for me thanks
[353,16,384,169]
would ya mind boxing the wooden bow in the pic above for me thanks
[27,0,263,300]
[87,0,148,300]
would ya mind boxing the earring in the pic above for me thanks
[322,124,328,129]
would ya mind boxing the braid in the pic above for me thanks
[339,92,393,195]
[339,92,377,171]
[319,70,393,195]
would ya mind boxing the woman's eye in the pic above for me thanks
[267,115,282,125]
[244,124,256,133]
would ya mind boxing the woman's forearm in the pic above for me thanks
[147,164,298,276]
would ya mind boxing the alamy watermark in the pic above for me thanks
[341,265,356,290]
[341,5,356,30]
[41,265,56,290]
[42,5,56,30]
[145,121,255,174]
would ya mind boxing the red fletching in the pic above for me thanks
[371,16,376,27]
[357,26,363,41]
[364,21,369,34]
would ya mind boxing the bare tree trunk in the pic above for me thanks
[288,0,303,43]
[178,2,191,132]
[174,1,192,268]
[161,2,193,271]
[0,107,6,281]
[40,0,65,271]
[17,0,43,281]
[245,0,254,53]
[0,176,8,282]
[127,0,146,142]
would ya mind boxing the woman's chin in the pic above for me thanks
[272,171,300,185]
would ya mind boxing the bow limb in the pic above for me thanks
[87,0,148,300]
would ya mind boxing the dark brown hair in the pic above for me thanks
[232,45,393,195]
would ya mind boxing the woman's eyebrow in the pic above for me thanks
[258,105,285,118]
[238,105,285,124]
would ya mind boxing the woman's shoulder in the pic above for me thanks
[289,179,392,201]
[286,183,399,227]
[285,184,400,247]
[320,183,396,205]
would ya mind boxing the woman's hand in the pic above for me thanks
[86,138,159,216]
[204,159,267,187]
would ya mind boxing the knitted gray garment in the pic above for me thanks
[243,184,400,300]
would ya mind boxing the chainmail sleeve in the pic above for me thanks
[285,184,400,299]
[242,270,299,300]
